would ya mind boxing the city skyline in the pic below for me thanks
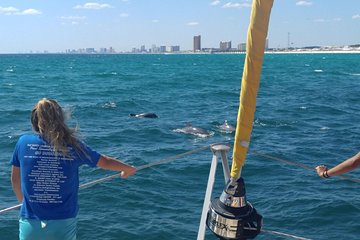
[0,0,359,53]
[62,36,359,55]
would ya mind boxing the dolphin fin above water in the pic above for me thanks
[218,120,236,133]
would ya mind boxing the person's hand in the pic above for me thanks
[120,165,137,178]
[315,165,329,178]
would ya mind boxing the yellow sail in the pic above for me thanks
[231,0,274,178]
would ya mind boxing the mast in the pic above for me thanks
[231,0,274,179]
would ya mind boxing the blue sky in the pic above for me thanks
[0,0,359,53]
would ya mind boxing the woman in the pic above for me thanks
[10,98,137,240]
[316,152,360,178]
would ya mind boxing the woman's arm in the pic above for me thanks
[11,166,23,203]
[316,152,360,178]
[97,155,137,178]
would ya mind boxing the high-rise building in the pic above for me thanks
[220,41,231,51]
[85,48,96,54]
[193,35,201,52]
[159,46,166,53]
[172,46,180,52]
[99,48,107,54]
[151,44,159,53]
[238,43,246,52]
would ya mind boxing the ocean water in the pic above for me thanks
[0,53,359,240]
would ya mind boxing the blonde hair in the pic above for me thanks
[31,98,82,157]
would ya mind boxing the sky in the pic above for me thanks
[0,0,359,53]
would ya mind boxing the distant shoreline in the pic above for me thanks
[0,50,360,55]
[265,50,360,54]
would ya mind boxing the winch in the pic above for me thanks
[206,177,262,240]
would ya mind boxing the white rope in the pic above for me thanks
[250,150,360,183]
[242,227,312,240]
[79,144,211,189]
[0,204,22,214]
[0,144,211,214]
[3,145,358,214]
[262,229,313,240]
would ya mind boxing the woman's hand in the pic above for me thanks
[120,165,137,178]
[315,165,329,178]
[98,155,137,178]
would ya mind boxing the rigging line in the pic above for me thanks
[0,144,211,214]
[250,150,314,171]
[256,142,359,157]
[250,150,360,183]
[0,204,22,214]
[262,229,312,240]
[80,144,211,189]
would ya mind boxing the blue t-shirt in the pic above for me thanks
[10,134,101,220]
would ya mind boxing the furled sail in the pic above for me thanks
[231,0,274,178]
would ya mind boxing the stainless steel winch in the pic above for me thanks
[206,177,263,240]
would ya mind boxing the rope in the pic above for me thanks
[0,204,22,214]
[80,144,210,189]
[250,150,360,183]
[0,144,210,214]
[2,145,359,214]
[2,145,358,214]
[262,229,312,240]
[243,227,312,240]
[250,150,314,171]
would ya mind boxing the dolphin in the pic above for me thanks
[129,112,158,118]
[174,123,210,137]
[218,120,236,133]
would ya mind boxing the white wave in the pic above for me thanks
[172,128,213,138]
[103,101,117,108]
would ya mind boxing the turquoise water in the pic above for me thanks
[0,53,359,240]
